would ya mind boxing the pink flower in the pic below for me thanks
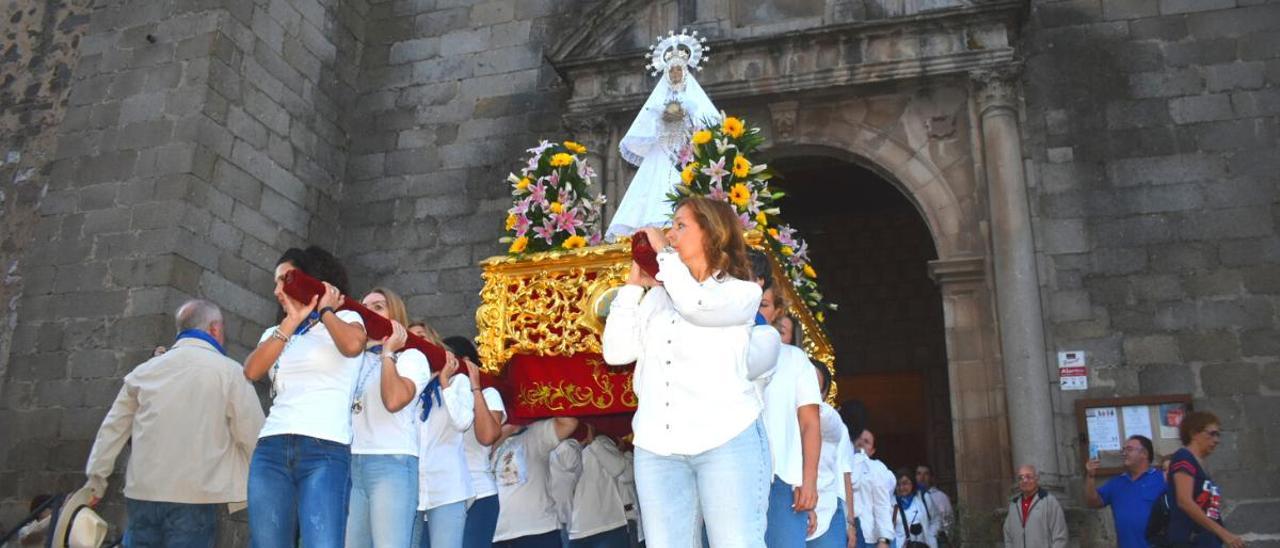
[738,212,755,230]
[588,233,603,246]
[509,198,532,216]
[554,209,583,235]
[529,180,547,204]
[533,218,557,245]
[577,160,596,181]
[708,182,727,201]
[701,156,729,186]
[513,214,531,237]
[548,170,561,188]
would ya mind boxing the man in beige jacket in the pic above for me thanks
[1003,464,1069,548]
[83,299,264,545]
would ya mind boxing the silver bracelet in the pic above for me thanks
[380,352,398,362]
[270,328,289,343]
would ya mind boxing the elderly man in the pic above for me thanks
[1084,435,1166,548]
[850,430,894,548]
[83,300,265,546]
[1003,465,1068,548]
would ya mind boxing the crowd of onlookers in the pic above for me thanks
[2,197,1250,548]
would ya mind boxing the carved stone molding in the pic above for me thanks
[768,100,799,143]
[970,65,1022,116]
[565,115,613,154]
[555,1,1025,116]
[928,256,986,285]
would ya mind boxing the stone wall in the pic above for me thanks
[0,0,367,538]
[0,0,92,418]
[337,0,570,338]
[1023,0,1280,543]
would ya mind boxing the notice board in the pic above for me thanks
[1074,394,1192,476]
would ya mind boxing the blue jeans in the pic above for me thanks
[463,494,500,548]
[634,419,770,548]
[806,500,847,548]
[346,454,419,548]
[494,530,562,548]
[766,475,808,547]
[570,526,630,548]
[854,518,893,548]
[247,434,351,548]
[123,498,216,548]
[413,501,469,548]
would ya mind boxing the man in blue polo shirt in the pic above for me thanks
[1084,435,1167,548]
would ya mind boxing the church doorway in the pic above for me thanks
[771,154,956,491]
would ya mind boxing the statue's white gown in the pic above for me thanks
[605,73,719,241]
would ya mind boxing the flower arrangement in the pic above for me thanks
[501,140,606,255]
[668,114,837,321]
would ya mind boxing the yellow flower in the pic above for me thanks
[803,264,817,278]
[509,236,529,253]
[692,130,712,145]
[681,162,699,185]
[722,116,745,139]
[549,202,564,214]
[781,246,795,256]
[729,183,751,207]
[816,311,825,323]
[733,155,751,178]
[550,153,573,167]
[515,177,531,191]
[756,211,768,227]
[505,213,517,230]
[563,141,587,154]
[563,235,587,249]
[768,228,779,239]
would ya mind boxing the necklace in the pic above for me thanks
[350,349,382,414]
[268,315,320,398]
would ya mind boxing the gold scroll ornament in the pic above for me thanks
[475,235,838,402]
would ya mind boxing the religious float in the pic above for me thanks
[472,31,839,430]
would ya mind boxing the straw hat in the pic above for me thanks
[49,487,108,548]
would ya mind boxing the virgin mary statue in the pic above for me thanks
[605,31,719,240]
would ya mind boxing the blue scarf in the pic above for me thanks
[755,312,768,326]
[293,311,321,336]
[897,492,915,511]
[175,329,226,356]
[419,377,442,422]
[367,345,384,355]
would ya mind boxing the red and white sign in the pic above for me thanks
[1058,351,1087,391]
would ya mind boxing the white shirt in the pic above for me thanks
[602,251,767,456]
[923,486,953,533]
[351,349,431,456]
[619,452,643,542]
[257,310,365,444]
[809,402,853,540]
[416,373,475,510]
[852,451,895,542]
[894,493,938,548]
[570,438,631,539]
[494,420,564,541]
[464,387,507,498]
[760,344,822,486]
[548,439,583,527]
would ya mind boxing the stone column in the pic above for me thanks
[929,256,1012,513]
[972,68,1061,483]
[566,115,613,230]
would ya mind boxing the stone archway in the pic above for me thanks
[760,139,1011,514]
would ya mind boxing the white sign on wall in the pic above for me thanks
[1058,350,1087,391]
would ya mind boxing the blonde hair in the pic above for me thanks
[367,287,409,327]
[674,196,750,281]
[408,319,443,346]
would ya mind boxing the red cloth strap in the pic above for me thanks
[281,269,451,371]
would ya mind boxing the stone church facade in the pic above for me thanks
[1,0,1276,545]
